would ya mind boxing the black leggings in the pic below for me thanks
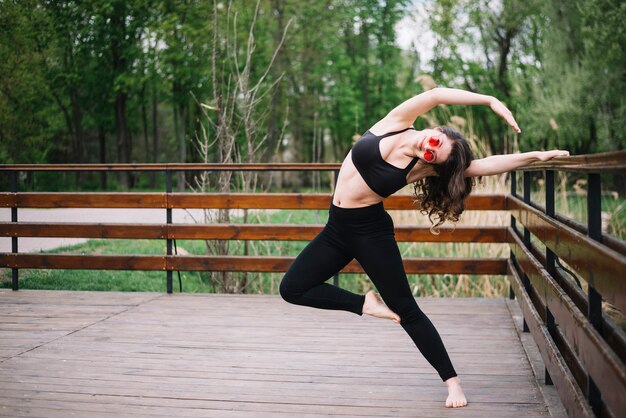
[279,201,457,382]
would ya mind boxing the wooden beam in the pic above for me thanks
[507,195,626,313]
[0,163,343,171]
[0,253,507,275]
[0,222,508,243]
[508,259,593,418]
[0,253,165,270]
[0,223,167,239]
[1,151,625,172]
[509,229,626,416]
[0,192,507,211]
[0,192,166,208]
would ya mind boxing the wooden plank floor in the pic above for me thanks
[0,290,552,417]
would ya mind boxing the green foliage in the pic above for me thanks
[0,0,623,166]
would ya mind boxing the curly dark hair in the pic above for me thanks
[412,126,475,233]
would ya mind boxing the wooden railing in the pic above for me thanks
[506,150,626,418]
[1,152,626,417]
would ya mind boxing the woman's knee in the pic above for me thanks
[279,272,300,303]
[389,299,425,324]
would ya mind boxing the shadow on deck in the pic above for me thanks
[0,290,565,417]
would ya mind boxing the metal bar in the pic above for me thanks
[522,171,532,332]
[333,169,339,287]
[545,307,555,385]
[523,171,531,247]
[509,171,517,299]
[166,170,173,294]
[587,173,602,242]
[510,171,517,229]
[10,171,18,291]
[586,173,603,333]
[586,172,603,414]
[544,169,556,385]
[545,171,556,274]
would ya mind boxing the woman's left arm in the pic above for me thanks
[464,150,570,177]
[385,87,521,133]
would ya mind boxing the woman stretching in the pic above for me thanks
[279,87,569,408]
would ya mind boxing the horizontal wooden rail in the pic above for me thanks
[508,229,626,415]
[0,253,508,275]
[0,223,509,243]
[521,150,626,173]
[0,192,507,210]
[507,194,626,313]
[522,199,626,256]
[507,259,593,418]
[0,163,343,171]
[1,151,625,172]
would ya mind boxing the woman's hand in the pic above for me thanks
[490,98,521,133]
[537,150,570,161]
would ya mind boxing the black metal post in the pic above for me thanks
[166,170,173,294]
[521,171,532,332]
[523,171,531,247]
[586,172,603,414]
[10,171,18,291]
[510,171,517,230]
[509,171,516,300]
[544,170,555,385]
[333,169,340,287]
[586,173,603,333]
[544,170,556,385]
[545,171,556,274]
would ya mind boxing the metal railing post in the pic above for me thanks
[521,171,532,332]
[509,171,516,300]
[166,169,173,294]
[10,170,18,291]
[544,170,556,385]
[523,172,531,247]
[586,172,603,414]
[333,169,340,287]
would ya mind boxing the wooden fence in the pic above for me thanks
[1,152,626,417]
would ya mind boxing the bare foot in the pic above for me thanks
[444,376,468,408]
[362,290,401,324]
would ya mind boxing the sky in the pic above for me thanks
[395,1,436,63]
[395,0,485,68]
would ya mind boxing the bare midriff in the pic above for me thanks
[332,150,384,208]
[332,150,427,208]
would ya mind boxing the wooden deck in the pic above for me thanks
[0,290,561,417]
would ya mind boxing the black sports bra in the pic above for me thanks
[351,127,419,198]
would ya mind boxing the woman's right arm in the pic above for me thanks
[464,150,570,177]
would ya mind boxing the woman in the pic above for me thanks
[279,87,569,408]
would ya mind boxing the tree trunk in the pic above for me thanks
[99,126,107,190]
[141,82,150,163]
[361,18,371,122]
[111,4,129,189]
[70,89,84,162]
[150,80,159,188]
[263,0,286,164]
[178,102,187,192]
[115,92,129,189]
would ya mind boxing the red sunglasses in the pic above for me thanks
[423,136,441,162]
